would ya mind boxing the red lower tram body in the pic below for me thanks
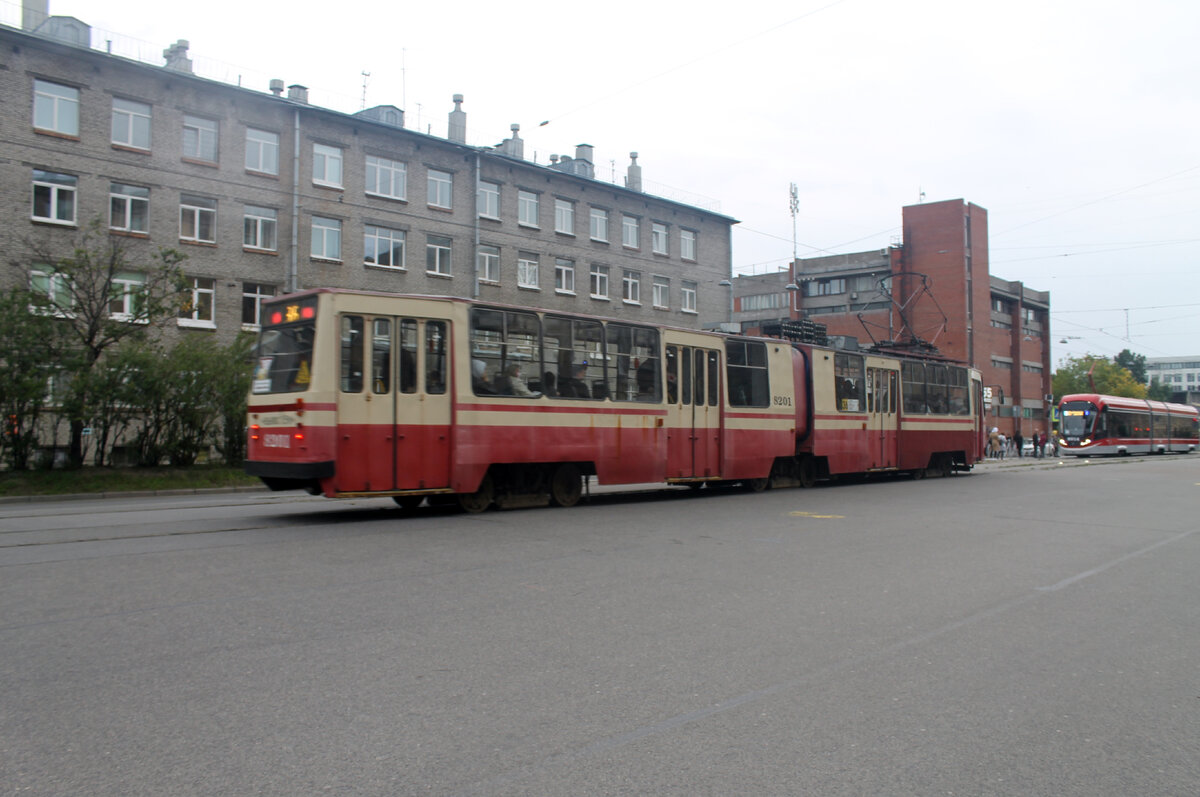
[245,291,984,509]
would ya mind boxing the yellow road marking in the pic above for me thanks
[789,511,845,519]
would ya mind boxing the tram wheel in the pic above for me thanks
[549,464,583,507]
[458,474,494,513]
[936,455,953,478]
[392,495,424,511]
[797,457,817,489]
[745,477,769,493]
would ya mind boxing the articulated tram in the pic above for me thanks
[1058,393,1198,456]
[245,290,985,511]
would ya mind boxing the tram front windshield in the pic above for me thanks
[252,300,317,394]
[1060,400,1098,438]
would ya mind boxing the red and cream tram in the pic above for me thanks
[1057,393,1199,456]
[246,290,985,511]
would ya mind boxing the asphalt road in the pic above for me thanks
[2,455,1198,796]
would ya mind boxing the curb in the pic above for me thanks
[0,484,268,505]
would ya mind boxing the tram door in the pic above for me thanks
[393,319,451,491]
[867,366,899,469]
[665,345,723,479]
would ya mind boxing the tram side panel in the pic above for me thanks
[718,340,809,482]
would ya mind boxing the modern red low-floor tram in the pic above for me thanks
[245,289,985,511]
[1057,393,1199,456]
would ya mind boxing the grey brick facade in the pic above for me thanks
[1,22,737,345]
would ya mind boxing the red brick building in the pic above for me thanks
[732,199,1052,441]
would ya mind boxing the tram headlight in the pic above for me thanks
[1081,438,1090,446]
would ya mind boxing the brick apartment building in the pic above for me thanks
[1,8,736,347]
[731,199,1054,440]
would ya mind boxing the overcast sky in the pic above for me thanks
[27,0,1200,364]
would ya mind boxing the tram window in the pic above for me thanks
[399,319,418,393]
[546,316,605,399]
[372,318,391,394]
[426,321,447,395]
[726,340,769,407]
[707,351,720,406]
[948,367,969,415]
[834,353,865,412]
[604,324,658,401]
[681,348,693,406]
[469,307,542,397]
[666,346,679,404]
[927,365,949,414]
[902,362,926,413]
[340,315,364,393]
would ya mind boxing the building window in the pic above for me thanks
[589,207,609,242]
[367,155,406,200]
[590,264,609,299]
[179,276,216,328]
[111,97,151,150]
[622,215,639,248]
[31,269,71,315]
[681,281,697,313]
[364,225,405,269]
[242,282,276,328]
[108,272,146,320]
[33,79,79,136]
[426,235,452,275]
[477,244,500,283]
[313,143,343,188]
[182,115,218,162]
[518,190,539,227]
[32,170,77,225]
[622,270,641,304]
[477,181,500,218]
[803,278,846,296]
[312,217,342,261]
[652,222,668,255]
[555,258,575,294]
[245,128,279,175]
[110,183,149,234]
[243,205,277,251]
[652,276,669,309]
[427,169,452,208]
[680,229,696,261]
[517,253,539,289]
[555,199,575,235]
[180,195,217,243]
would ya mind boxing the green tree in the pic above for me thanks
[17,220,188,467]
[1052,354,1147,399]
[0,288,64,469]
[1114,349,1148,384]
[1147,377,1174,401]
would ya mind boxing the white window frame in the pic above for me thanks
[180,196,217,244]
[366,155,406,200]
[426,235,452,276]
[652,276,669,309]
[110,183,149,234]
[652,222,669,255]
[243,205,277,251]
[427,169,452,208]
[364,225,406,270]
[182,115,218,162]
[178,276,216,329]
[477,244,500,283]
[33,79,79,136]
[555,258,576,295]
[681,281,698,314]
[111,97,151,150]
[622,270,641,305]
[30,269,72,316]
[477,181,500,219]
[518,190,540,228]
[32,170,77,225]
[241,282,276,329]
[108,272,147,321]
[590,264,610,300]
[517,253,539,289]
[311,216,342,261]
[555,199,575,235]
[622,215,639,248]
[245,128,279,175]
[313,143,344,188]
[589,207,609,242]
[680,229,697,261]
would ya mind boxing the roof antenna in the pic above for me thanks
[360,71,370,110]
